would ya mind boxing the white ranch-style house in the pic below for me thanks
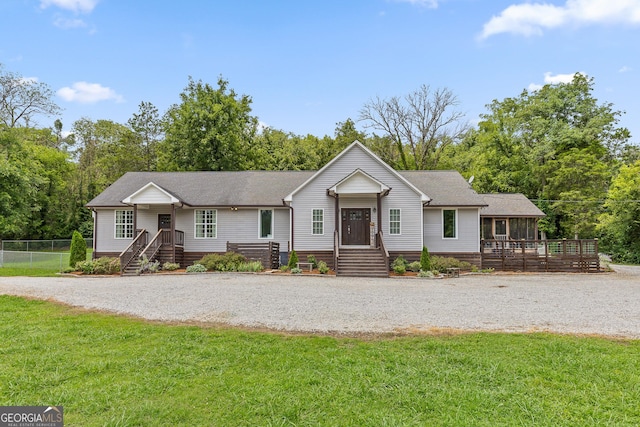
[87,141,544,276]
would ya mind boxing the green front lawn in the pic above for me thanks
[0,296,638,426]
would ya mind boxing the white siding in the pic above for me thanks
[95,208,132,253]
[128,186,174,204]
[179,207,290,253]
[423,208,480,252]
[292,146,423,252]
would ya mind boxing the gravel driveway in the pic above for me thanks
[1,268,639,338]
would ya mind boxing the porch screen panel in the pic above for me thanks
[482,217,492,239]
[509,218,535,240]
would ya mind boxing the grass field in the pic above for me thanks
[0,250,93,274]
[0,296,638,426]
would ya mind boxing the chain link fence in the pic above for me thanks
[0,239,93,271]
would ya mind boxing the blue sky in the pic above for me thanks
[2,0,639,144]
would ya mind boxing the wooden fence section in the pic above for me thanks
[227,242,280,269]
[481,239,600,273]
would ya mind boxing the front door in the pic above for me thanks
[158,214,172,230]
[341,208,370,245]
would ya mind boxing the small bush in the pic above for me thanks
[186,263,207,273]
[162,262,180,271]
[408,261,421,272]
[317,260,329,274]
[69,230,87,267]
[198,252,247,271]
[237,261,263,272]
[76,260,94,274]
[420,246,431,271]
[392,255,409,269]
[280,265,290,272]
[307,255,318,269]
[393,263,406,275]
[288,250,299,270]
[290,267,303,274]
[93,257,120,274]
[418,270,434,278]
[430,256,472,272]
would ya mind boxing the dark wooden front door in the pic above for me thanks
[158,214,172,230]
[341,208,370,245]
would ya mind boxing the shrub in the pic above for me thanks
[317,260,329,274]
[76,260,94,274]
[92,257,120,274]
[408,261,421,272]
[139,256,160,274]
[307,255,318,269]
[237,261,263,272]
[69,230,87,267]
[393,263,406,275]
[186,263,207,273]
[280,265,290,272]
[392,255,409,269]
[288,250,299,270]
[430,256,472,272]
[198,252,247,271]
[418,270,434,278]
[291,267,303,274]
[162,262,180,271]
[420,246,431,271]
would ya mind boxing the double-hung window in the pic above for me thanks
[312,209,324,235]
[443,209,457,239]
[115,210,134,239]
[195,209,217,238]
[389,208,401,235]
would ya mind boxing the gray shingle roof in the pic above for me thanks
[87,171,314,207]
[398,171,487,207]
[480,194,546,217]
[87,170,487,208]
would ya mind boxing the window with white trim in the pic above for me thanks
[312,209,324,235]
[195,209,217,238]
[259,209,274,239]
[389,208,401,235]
[115,210,134,239]
[443,209,457,239]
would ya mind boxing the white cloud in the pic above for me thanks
[393,0,438,8]
[528,71,586,91]
[57,82,124,104]
[53,16,87,29]
[481,0,640,39]
[40,0,99,14]
[619,65,632,73]
[19,76,39,85]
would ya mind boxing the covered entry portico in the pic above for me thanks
[328,169,390,248]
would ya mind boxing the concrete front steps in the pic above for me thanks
[336,248,389,277]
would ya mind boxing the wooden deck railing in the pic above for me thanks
[140,229,164,262]
[227,241,280,269]
[481,239,600,272]
[119,229,148,273]
[376,230,390,272]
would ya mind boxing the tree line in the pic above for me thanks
[1,64,639,262]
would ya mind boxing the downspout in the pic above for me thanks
[91,208,97,259]
[283,200,294,253]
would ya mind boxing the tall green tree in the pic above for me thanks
[449,74,630,238]
[159,77,258,171]
[598,161,640,262]
[128,101,163,171]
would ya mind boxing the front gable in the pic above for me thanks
[284,141,430,203]
[122,182,181,205]
[328,169,390,197]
